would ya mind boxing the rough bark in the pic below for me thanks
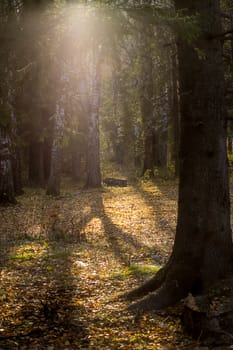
[0,127,15,204]
[86,43,101,188]
[126,0,233,312]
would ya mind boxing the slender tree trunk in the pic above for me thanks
[126,0,233,311]
[47,73,66,196]
[152,104,168,169]
[112,65,124,164]
[140,24,155,176]
[0,127,15,204]
[86,43,101,188]
[7,67,23,195]
[171,53,180,176]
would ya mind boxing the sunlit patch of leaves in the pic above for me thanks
[1,175,228,349]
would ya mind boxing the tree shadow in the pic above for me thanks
[73,188,164,267]
[0,182,177,349]
[135,180,177,238]
[0,193,90,349]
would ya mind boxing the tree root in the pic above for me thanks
[126,261,199,313]
[124,266,167,301]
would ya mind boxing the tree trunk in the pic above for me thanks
[47,72,67,196]
[140,23,155,176]
[0,127,15,204]
[46,101,65,196]
[156,85,169,168]
[86,43,101,188]
[171,53,180,176]
[7,67,23,195]
[126,0,233,311]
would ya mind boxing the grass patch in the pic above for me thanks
[9,244,46,262]
[9,251,37,261]
[112,264,160,279]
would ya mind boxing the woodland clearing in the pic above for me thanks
[0,173,232,350]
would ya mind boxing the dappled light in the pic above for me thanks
[1,0,233,349]
[0,179,185,349]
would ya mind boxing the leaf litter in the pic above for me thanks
[0,177,232,349]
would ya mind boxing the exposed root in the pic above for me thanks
[126,261,199,313]
[124,266,167,301]
[127,279,187,313]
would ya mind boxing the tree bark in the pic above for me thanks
[0,127,15,204]
[7,66,23,195]
[171,53,180,176]
[140,22,155,176]
[47,72,66,196]
[126,0,233,312]
[86,43,101,188]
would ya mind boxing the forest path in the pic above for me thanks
[0,176,232,349]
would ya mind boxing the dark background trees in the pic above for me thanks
[1,0,233,197]
[1,0,181,201]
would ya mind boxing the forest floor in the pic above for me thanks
[0,170,233,350]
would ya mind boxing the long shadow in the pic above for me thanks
[0,191,90,349]
[75,189,163,266]
[0,200,34,270]
[135,179,177,236]
[0,182,175,349]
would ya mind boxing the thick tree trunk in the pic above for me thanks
[126,0,233,311]
[86,43,101,188]
[0,127,15,204]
